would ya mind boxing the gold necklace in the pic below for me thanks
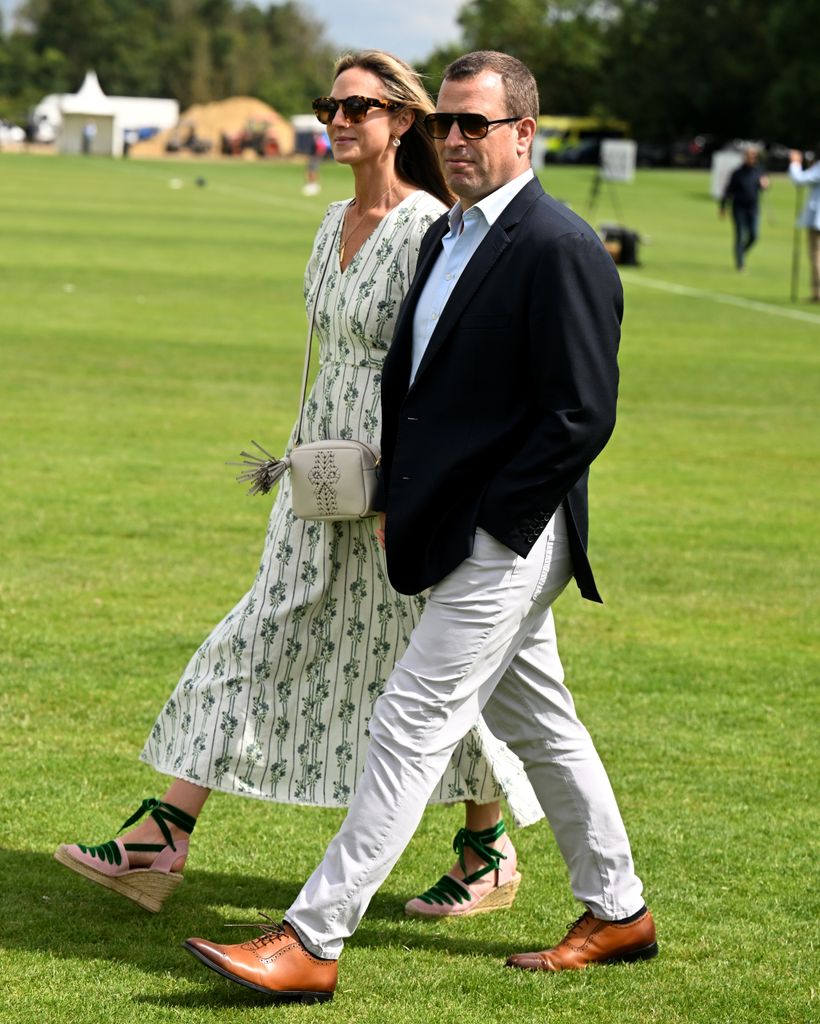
[340,184,395,264]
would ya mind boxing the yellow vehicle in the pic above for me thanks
[537,115,630,162]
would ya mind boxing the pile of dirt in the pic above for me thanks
[130,95,295,158]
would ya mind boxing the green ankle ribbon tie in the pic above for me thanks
[76,798,197,862]
[118,797,198,852]
[415,821,509,906]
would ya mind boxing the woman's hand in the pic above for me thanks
[376,513,386,549]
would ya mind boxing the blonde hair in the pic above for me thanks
[333,50,452,206]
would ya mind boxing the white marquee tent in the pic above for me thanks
[59,71,121,156]
[56,71,180,157]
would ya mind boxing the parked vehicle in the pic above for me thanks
[554,138,602,165]
[636,141,671,167]
[538,115,630,164]
[220,119,280,157]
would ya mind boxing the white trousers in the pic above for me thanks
[286,509,644,959]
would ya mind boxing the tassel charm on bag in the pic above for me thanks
[230,440,290,495]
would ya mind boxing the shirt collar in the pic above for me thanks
[446,167,535,234]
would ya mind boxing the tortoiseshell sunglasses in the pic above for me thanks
[312,95,403,125]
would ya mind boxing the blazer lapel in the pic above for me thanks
[410,178,545,389]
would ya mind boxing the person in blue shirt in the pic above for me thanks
[720,146,770,271]
[789,146,820,303]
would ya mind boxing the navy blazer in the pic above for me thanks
[375,176,622,599]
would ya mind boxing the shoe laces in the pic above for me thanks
[564,911,594,939]
[226,911,289,950]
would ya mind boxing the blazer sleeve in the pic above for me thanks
[478,229,622,551]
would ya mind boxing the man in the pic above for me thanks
[719,145,769,271]
[184,51,655,1003]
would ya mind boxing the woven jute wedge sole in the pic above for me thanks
[54,845,183,913]
[406,871,522,918]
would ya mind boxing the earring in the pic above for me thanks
[392,136,401,148]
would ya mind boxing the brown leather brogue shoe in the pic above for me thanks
[184,920,337,1002]
[506,908,658,972]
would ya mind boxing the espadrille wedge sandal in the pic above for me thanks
[404,820,521,918]
[55,798,196,913]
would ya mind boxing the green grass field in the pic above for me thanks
[1,152,817,1024]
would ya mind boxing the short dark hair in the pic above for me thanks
[442,51,539,120]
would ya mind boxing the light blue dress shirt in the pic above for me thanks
[410,168,535,384]
[790,160,820,230]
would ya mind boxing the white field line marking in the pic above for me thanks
[620,273,820,327]
[206,181,324,210]
[122,163,326,212]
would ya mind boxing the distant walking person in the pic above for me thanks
[302,130,330,196]
[789,146,820,303]
[81,119,97,156]
[720,146,769,270]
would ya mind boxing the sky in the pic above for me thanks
[303,1,463,62]
[0,1,466,63]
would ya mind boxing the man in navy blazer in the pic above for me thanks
[376,129,620,604]
[185,51,655,1000]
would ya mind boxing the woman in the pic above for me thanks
[55,51,542,918]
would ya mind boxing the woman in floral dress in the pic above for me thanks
[56,51,542,917]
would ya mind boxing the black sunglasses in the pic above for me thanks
[424,112,520,140]
[312,95,403,125]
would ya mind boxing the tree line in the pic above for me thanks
[1,0,817,149]
[0,0,336,122]
[419,0,817,148]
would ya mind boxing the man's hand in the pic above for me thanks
[790,149,802,165]
[376,513,386,550]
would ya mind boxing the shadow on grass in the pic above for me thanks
[3,848,517,977]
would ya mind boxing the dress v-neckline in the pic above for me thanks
[337,192,418,274]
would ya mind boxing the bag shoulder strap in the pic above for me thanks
[294,208,346,445]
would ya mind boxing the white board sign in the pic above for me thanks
[601,139,637,182]
[710,150,743,199]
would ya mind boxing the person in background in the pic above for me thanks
[302,130,330,196]
[719,145,770,271]
[81,119,97,156]
[789,146,820,302]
